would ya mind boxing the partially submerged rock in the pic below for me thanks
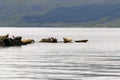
[13,36,22,41]
[75,39,88,43]
[40,37,58,43]
[0,34,11,46]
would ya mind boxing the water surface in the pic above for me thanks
[0,28,120,80]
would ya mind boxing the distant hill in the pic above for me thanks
[0,0,120,27]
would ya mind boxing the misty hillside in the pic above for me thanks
[0,0,120,27]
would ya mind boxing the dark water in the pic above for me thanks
[0,28,120,80]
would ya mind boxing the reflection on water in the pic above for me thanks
[0,28,120,80]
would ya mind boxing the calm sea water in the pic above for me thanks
[0,28,120,80]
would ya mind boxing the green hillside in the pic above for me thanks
[0,0,120,27]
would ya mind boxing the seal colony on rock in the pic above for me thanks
[40,37,58,43]
[0,34,88,47]
[0,34,35,47]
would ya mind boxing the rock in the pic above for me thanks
[12,36,25,46]
[0,34,11,47]
[13,36,22,41]
[75,40,88,43]
[51,37,58,43]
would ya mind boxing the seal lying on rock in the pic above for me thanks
[0,34,9,40]
[40,37,57,43]
[63,38,73,43]
[22,39,35,44]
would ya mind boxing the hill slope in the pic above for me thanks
[0,0,120,27]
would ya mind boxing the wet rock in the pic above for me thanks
[75,40,88,43]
